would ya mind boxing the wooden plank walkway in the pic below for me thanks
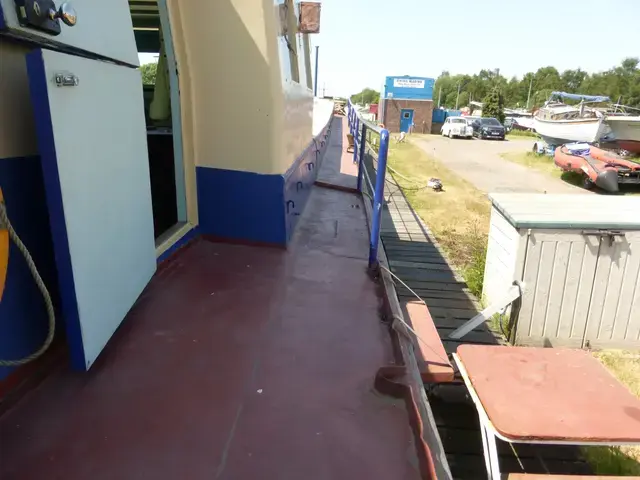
[362,151,593,479]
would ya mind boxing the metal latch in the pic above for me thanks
[54,73,79,87]
[582,229,626,246]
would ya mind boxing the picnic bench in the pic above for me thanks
[454,345,640,480]
[402,300,455,383]
[346,133,355,153]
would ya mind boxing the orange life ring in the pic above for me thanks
[0,188,8,301]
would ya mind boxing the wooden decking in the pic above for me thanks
[363,153,594,479]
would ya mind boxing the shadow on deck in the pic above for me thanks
[362,150,594,478]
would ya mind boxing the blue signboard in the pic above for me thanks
[382,76,435,100]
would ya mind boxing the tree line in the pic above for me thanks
[433,58,640,111]
[349,87,380,105]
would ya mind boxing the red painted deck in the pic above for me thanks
[0,156,422,478]
[315,116,359,191]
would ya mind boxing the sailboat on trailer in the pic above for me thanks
[533,91,611,145]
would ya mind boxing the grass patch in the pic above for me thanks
[385,141,490,297]
[582,350,640,475]
[407,133,434,142]
[501,151,584,187]
[507,130,538,139]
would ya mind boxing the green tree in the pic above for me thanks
[432,58,640,112]
[140,62,158,85]
[482,87,505,123]
[561,68,587,92]
[456,91,470,109]
[350,88,380,105]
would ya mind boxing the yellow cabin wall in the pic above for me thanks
[166,0,314,176]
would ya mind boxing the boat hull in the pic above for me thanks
[606,116,640,153]
[554,145,640,192]
[534,116,609,145]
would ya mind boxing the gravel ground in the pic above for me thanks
[412,136,588,194]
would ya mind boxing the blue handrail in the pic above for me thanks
[346,100,390,269]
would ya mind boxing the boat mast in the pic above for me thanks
[526,77,533,110]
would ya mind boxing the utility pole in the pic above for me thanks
[526,76,533,110]
[313,46,319,97]
[437,87,442,108]
[455,82,461,110]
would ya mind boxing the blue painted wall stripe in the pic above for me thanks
[196,118,332,247]
[197,167,287,245]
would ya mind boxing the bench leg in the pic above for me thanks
[479,419,501,480]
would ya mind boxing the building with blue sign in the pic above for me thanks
[379,75,436,133]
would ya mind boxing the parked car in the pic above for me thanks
[441,117,473,139]
[471,118,506,140]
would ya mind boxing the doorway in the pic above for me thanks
[129,0,186,244]
[400,109,414,133]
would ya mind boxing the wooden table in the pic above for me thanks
[453,345,640,480]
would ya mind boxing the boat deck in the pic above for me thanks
[0,118,422,480]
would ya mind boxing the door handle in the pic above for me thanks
[582,229,626,247]
[49,2,77,27]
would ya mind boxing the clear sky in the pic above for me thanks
[310,0,640,97]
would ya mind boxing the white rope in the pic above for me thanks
[0,202,55,366]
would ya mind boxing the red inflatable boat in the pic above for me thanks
[554,144,640,192]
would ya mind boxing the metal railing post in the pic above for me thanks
[368,129,390,268]
[356,123,367,192]
[352,117,360,164]
[350,107,354,135]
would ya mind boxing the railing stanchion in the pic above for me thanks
[349,107,354,134]
[352,117,360,164]
[368,129,390,268]
[356,124,367,192]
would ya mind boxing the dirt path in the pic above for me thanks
[412,136,587,194]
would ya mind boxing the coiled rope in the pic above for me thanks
[0,201,55,366]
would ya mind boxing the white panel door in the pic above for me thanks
[26,49,156,370]
[0,0,138,66]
